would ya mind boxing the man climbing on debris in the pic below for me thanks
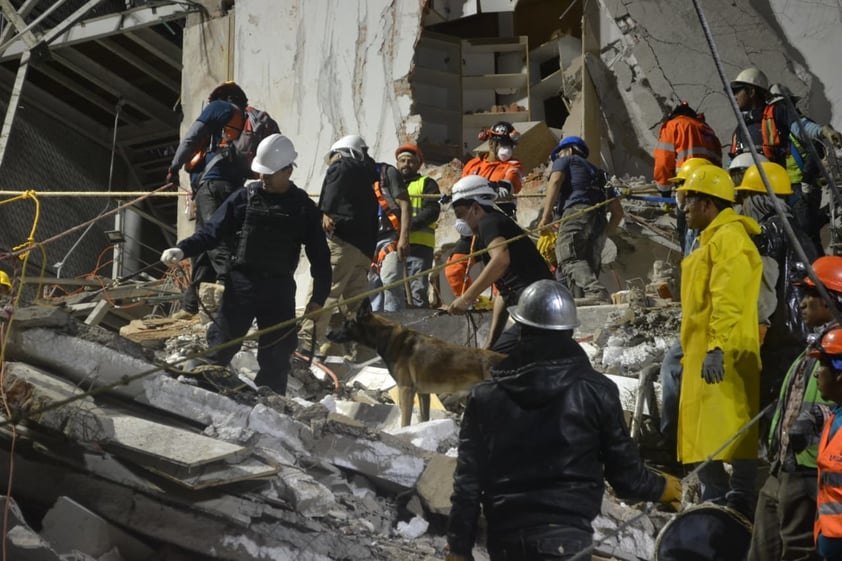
[446,122,523,299]
[368,147,411,312]
[675,163,762,520]
[160,134,330,395]
[748,256,842,561]
[395,143,440,308]
[806,324,842,561]
[446,280,681,561]
[297,134,379,362]
[445,175,551,353]
[166,82,279,320]
[736,161,818,407]
[537,136,623,304]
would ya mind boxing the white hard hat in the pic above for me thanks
[731,67,768,91]
[327,134,368,161]
[451,175,497,206]
[728,152,768,171]
[252,134,297,174]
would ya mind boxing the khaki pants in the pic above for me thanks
[298,237,372,352]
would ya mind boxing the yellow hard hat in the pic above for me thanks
[0,271,11,290]
[676,164,736,203]
[668,157,712,183]
[735,161,793,196]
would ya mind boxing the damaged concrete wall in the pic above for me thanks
[597,0,842,176]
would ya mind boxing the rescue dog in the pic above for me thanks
[327,300,505,427]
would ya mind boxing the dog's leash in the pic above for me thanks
[400,308,447,328]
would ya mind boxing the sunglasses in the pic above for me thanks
[731,85,746,95]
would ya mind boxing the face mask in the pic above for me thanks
[454,219,474,237]
[497,146,513,162]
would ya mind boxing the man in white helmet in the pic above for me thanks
[160,134,331,394]
[297,134,379,360]
[445,175,551,351]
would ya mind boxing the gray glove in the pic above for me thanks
[789,405,827,453]
[701,348,724,384]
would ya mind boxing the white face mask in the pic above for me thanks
[454,219,474,237]
[497,146,513,162]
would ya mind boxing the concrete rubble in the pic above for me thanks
[0,243,685,560]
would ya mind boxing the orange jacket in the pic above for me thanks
[653,115,722,188]
[462,156,523,193]
[816,413,842,543]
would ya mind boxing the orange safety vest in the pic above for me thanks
[760,102,788,165]
[462,157,523,193]
[653,114,722,186]
[815,412,842,543]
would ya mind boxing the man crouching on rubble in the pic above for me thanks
[445,279,681,561]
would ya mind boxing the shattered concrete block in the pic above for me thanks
[248,403,314,456]
[334,399,401,430]
[416,454,457,515]
[271,467,337,518]
[0,496,63,561]
[11,305,70,329]
[40,496,153,561]
[346,366,396,392]
[313,433,427,491]
[386,418,458,452]
[576,304,629,335]
[396,516,429,539]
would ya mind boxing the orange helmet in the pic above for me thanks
[807,324,842,366]
[799,256,842,293]
[395,143,424,165]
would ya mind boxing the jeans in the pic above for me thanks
[487,525,592,561]
[370,250,405,312]
[405,245,434,307]
[660,339,683,446]
[182,179,238,313]
[696,458,758,518]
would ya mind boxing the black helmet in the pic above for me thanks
[478,121,520,145]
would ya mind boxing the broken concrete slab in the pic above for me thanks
[10,305,71,329]
[575,303,629,335]
[386,418,458,452]
[271,467,337,518]
[416,454,457,516]
[40,496,154,561]
[0,496,65,561]
[313,432,428,491]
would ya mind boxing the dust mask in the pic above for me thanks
[497,146,513,162]
[454,219,474,237]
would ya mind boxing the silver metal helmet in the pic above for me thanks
[508,280,580,330]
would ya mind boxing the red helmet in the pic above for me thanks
[800,256,842,293]
[395,143,424,165]
[807,324,842,364]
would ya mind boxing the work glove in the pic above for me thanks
[701,348,725,384]
[491,181,511,201]
[789,405,828,453]
[165,167,177,185]
[160,248,184,266]
[659,473,683,512]
[822,125,842,148]
[536,231,558,266]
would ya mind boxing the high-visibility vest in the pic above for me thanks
[653,114,722,186]
[406,176,435,248]
[761,102,788,165]
[815,412,842,542]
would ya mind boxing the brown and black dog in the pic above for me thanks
[327,301,505,427]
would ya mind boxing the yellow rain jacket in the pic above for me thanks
[678,208,762,464]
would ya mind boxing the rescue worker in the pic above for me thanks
[537,136,623,303]
[768,83,842,256]
[297,134,379,361]
[809,325,842,561]
[166,82,277,320]
[445,122,523,299]
[159,134,330,394]
[675,164,762,520]
[748,256,842,561]
[653,101,722,194]
[736,161,818,407]
[395,143,440,308]
[446,280,682,561]
[728,152,768,188]
[445,176,551,352]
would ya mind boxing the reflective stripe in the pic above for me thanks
[675,147,721,161]
[655,141,676,151]
[819,502,842,515]
[407,176,436,248]
[823,472,842,487]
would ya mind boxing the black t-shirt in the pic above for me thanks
[318,156,379,257]
[552,155,610,211]
[475,211,552,304]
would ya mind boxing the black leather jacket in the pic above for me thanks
[446,332,666,556]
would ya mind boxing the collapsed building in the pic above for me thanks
[0,0,841,560]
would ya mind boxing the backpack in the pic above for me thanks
[191,104,281,188]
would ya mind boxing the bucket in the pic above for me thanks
[654,503,752,561]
